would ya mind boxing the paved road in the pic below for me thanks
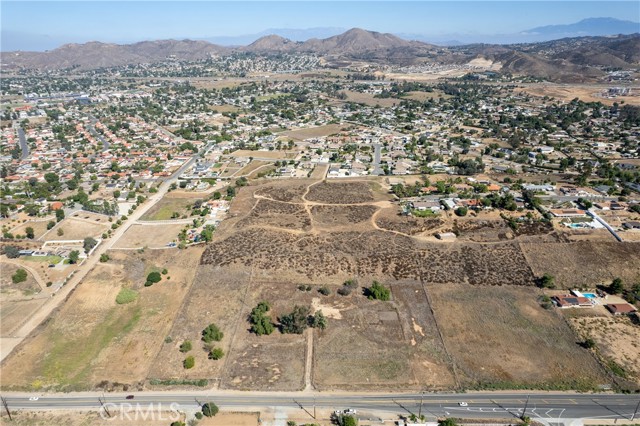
[16,126,29,160]
[2,392,639,423]
[371,143,384,176]
[0,154,199,362]
[86,114,109,151]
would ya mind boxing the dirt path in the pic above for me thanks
[304,328,314,391]
[1,259,48,292]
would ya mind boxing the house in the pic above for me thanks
[552,295,594,308]
[550,209,587,218]
[49,201,64,211]
[623,221,640,230]
[606,304,637,315]
[412,201,441,212]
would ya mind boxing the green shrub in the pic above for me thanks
[367,281,390,301]
[179,340,192,353]
[183,356,195,369]
[12,268,28,284]
[145,271,162,286]
[208,347,224,360]
[201,323,223,343]
[201,402,218,417]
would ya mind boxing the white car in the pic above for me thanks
[458,402,468,407]
[29,397,39,401]
[344,409,357,415]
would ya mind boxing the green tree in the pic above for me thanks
[279,305,310,334]
[3,245,20,259]
[610,278,624,294]
[439,419,458,426]
[99,253,110,262]
[83,236,98,253]
[455,206,468,217]
[309,311,327,330]
[250,301,275,336]
[179,340,192,353]
[538,273,555,289]
[25,227,35,239]
[208,347,224,360]
[583,337,596,349]
[201,402,219,417]
[69,250,80,264]
[341,415,358,426]
[183,356,195,369]
[55,209,65,222]
[12,268,28,284]
[145,271,162,286]
[47,221,55,230]
[202,323,223,342]
[367,281,390,301]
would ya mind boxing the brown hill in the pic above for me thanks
[242,35,299,53]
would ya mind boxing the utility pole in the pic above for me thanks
[418,391,424,419]
[1,396,12,421]
[631,397,640,421]
[521,394,530,420]
[98,396,111,418]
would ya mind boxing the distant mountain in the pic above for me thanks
[2,28,639,84]
[1,39,228,70]
[524,17,639,38]
[207,27,346,46]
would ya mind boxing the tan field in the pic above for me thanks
[112,223,186,249]
[516,83,640,106]
[45,218,109,241]
[279,124,345,141]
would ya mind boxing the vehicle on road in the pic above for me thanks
[458,402,468,406]
[28,397,38,401]
[126,395,134,400]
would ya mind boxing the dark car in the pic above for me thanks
[126,395,134,400]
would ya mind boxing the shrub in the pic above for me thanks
[279,305,310,334]
[582,338,596,349]
[12,268,28,284]
[201,402,219,417]
[455,206,468,217]
[115,288,138,304]
[145,271,162,286]
[609,278,624,294]
[183,356,195,369]
[47,221,55,230]
[367,281,390,301]
[25,227,34,239]
[99,253,109,263]
[201,323,223,343]
[83,237,98,253]
[69,250,80,264]
[538,273,555,289]
[162,268,168,275]
[179,340,192,353]
[208,347,224,360]
[318,286,330,296]
[309,311,327,330]
[3,245,20,259]
[195,412,203,419]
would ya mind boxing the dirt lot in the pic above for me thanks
[343,91,399,107]
[0,262,41,298]
[0,298,46,337]
[430,284,610,390]
[139,194,201,221]
[569,315,640,386]
[229,149,297,160]
[0,247,204,391]
[516,84,640,106]
[521,241,640,288]
[279,124,344,141]
[112,223,186,249]
[45,218,109,241]
[305,181,379,204]
[8,220,52,240]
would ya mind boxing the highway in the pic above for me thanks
[2,391,639,423]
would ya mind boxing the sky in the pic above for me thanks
[1,1,639,51]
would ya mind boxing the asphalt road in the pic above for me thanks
[16,126,29,160]
[371,143,384,176]
[86,114,109,151]
[2,392,639,423]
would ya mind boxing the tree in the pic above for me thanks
[309,311,327,330]
[99,253,109,262]
[25,227,34,239]
[179,340,192,353]
[113,190,121,199]
[538,273,555,289]
[183,355,195,369]
[202,323,223,342]
[55,209,65,222]
[367,281,390,301]
[57,228,64,236]
[439,419,459,426]
[609,278,624,294]
[47,221,55,230]
[83,237,98,253]
[583,337,596,349]
[341,415,358,426]
[208,347,224,360]
[455,206,468,217]
[250,301,275,336]
[69,250,80,264]
[145,271,162,286]
[201,402,219,417]
[3,245,20,259]
[12,268,28,284]
[279,305,310,334]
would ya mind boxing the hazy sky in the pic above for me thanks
[2,1,639,50]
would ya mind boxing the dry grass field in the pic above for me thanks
[279,124,344,141]
[8,220,51,239]
[0,262,40,298]
[139,194,201,221]
[112,223,185,249]
[229,149,297,159]
[429,284,610,390]
[343,91,399,107]
[0,248,204,391]
[45,218,109,241]
[516,84,640,106]
[521,241,640,288]
[0,298,47,337]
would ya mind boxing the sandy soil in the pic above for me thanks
[112,223,186,249]
[44,218,109,241]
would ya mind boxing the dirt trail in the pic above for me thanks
[304,328,314,391]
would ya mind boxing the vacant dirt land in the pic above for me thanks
[569,315,640,385]
[516,84,640,106]
[113,223,185,249]
[0,262,40,298]
[280,124,344,141]
[9,219,51,239]
[45,218,109,241]
[429,284,610,390]
[521,241,640,288]
[229,149,297,160]
[140,194,201,221]
[343,91,399,107]
[0,298,46,337]
[0,247,204,391]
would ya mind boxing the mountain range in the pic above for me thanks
[1,26,639,83]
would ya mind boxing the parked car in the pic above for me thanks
[126,395,134,400]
